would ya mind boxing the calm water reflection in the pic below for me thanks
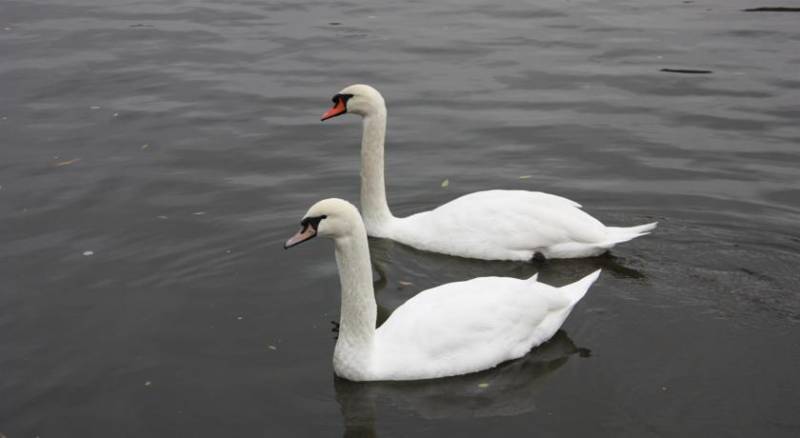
[335,331,581,437]
[1,0,799,436]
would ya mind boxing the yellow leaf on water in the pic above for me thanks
[441,179,449,188]
[55,158,80,167]
[478,382,489,388]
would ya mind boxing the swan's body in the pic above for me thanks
[321,84,656,261]
[390,190,655,260]
[284,198,600,381]
[371,272,598,380]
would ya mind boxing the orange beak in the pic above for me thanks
[321,98,347,121]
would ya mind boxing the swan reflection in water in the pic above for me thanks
[368,236,646,293]
[334,330,585,438]
[352,237,642,337]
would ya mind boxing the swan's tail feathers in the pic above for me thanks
[560,269,601,305]
[604,221,658,246]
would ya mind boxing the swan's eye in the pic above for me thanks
[301,215,327,230]
[331,93,354,104]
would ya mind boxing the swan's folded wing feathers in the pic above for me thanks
[409,190,608,254]
[374,277,558,379]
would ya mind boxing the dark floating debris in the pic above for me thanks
[660,68,713,74]
[743,6,800,12]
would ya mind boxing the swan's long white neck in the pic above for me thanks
[359,108,394,236]
[332,229,377,379]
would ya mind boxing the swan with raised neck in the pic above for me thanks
[284,198,601,381]
[320,84,657,261]
[322,85,394,236]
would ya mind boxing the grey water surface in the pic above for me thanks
[1,0,799,436]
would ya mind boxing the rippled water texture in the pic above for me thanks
[2,0,799,436]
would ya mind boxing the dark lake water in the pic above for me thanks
[2,0,799,436]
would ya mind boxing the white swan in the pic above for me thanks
[284,198,601,381]
[320,84,657,260]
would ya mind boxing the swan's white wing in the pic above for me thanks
[392,190,609,260]
[373,276,572,380]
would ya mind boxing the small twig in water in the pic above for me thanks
[660,68,713,74]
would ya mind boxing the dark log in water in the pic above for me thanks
[660,68,713,74]
[743,6,800,12]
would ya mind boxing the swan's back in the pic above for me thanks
[371,270,600,380]
[392,190,610,260]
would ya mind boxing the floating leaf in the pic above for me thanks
[90,105,101,110]
[141,144,150,150]
[398,281,413,287]
[144,381,152,387]
[477,382,489,388]
[55,158,80,167]
[82,251,94,256]
[268,345,277,351]
[441,179,449,188]
[518,175,532,179]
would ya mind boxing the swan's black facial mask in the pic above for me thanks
[284,215,327,249]
[320,93,353,121]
